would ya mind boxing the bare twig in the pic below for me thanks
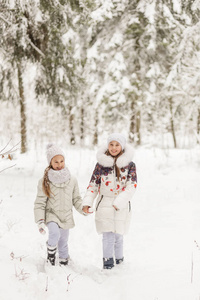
[60,266,80,292]
[0,164,17,174]
[10,251,28,261]
[0,139,12,154]
[194,240,200,251]
[0,140,20,173]
[6,219,19,231]
[0,140,21,156]
[14,265,30,280]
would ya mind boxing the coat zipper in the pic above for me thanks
[113,163,117,196]
[96,195,103,211]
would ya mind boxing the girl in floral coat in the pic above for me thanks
[82,133,137,269]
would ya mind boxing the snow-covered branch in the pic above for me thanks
[0,140,19,173]
[0,13,45,58]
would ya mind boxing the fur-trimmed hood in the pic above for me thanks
[96,144,134,168]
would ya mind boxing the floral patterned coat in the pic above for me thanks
[82,144,137,235]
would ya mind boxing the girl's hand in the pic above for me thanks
[82,206,93,214]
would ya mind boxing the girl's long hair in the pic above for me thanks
[42,165,51,197]
[105,149,124,180]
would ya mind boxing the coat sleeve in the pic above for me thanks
[34,179,48,223]
[72,177,85,215]
[82,163,101,208]
[113,162,137,210]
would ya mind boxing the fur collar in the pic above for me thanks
[96,144,134,168]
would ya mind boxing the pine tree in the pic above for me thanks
[0,0,43,153]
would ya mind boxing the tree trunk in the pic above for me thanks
[197,108,200,144]
[17,62,27,153]
[93,110,98,146]
[136,110,141,145]
[168,97,177,148]
[129,99,135,143]
[129,98,141,144]
[197,108,200,135]
[69,105,76,145]
[80,106,84,143]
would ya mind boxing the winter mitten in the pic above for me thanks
[88,207,95,213]
[37,220,46,235]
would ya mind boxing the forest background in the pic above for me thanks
[0,0,200,152]
[1,2,200,299]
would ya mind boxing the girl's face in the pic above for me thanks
[51,155,65,170]
[108,141,122,157]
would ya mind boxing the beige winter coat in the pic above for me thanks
[34,176,84,229]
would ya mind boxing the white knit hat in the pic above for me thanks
[107,133,126,150]
[46,143,65,165]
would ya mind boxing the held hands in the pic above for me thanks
[37,219,46,235]
[82,206,94,214]
[82,205,118,212]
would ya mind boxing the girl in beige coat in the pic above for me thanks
[34,144,84,266]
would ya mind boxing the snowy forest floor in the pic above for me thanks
[0,146,200,300]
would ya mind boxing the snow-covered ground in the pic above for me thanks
[0,146,200,300]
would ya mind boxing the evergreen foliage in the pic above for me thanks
[0,0,200,149]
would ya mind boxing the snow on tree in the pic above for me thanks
[1,0,200,149]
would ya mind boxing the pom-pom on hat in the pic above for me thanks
[107,133,126,150]
[46,143,65,165]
